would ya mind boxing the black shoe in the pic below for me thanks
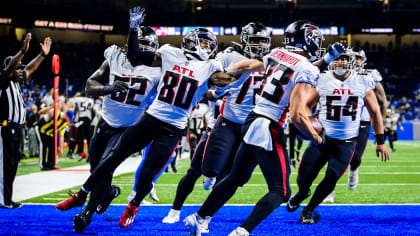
[73,210,92,233]
[41,166,52,171]
[287,190,311,212]
[299,207,316,224]
[11,201,22,209]
[96,185,121,214]
[0,201,22,209]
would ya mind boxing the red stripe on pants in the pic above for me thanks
[270,127,288,198]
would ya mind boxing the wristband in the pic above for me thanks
[323,53,334,64]
[375,134,385,145]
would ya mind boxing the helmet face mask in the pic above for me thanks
[284,20,324,61]
[329,48,354,75]
[137,26,159,53]
[182,28,218,61]
[241,22,271,59]
[351,47,367,70]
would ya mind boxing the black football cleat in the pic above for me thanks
[73,210,92,233]
[299,207,316,224]
[96,185,121,214]
[286,190,311,212]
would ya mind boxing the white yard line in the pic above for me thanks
[13,157,142,202]
[110,183,420,187]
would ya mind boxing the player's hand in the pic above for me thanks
[189,133,197,140]
[40,37,52,56]
[105,80,129,95]
[376,144,390,162]
[22,33,32,53]
[129,6,146,29]
[323,42,345,64]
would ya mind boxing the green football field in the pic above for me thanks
[20,141,420,205]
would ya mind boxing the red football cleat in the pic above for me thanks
[119,203,139,228]
[56,190,86,211]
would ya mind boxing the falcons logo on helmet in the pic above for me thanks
[303,24,321,45]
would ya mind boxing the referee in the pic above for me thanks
[0,33,51,209]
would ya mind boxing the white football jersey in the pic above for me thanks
[189,103,209,133]
[215,49,265,124]
[102,45,161,128]
[253,48,319,126]
[318,70,375,139]
[146,44,223,129]
[243,48,319,151]
[72,97,94,120]
[360,69,383,121]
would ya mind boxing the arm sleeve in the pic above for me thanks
[127,28,155,66]
[294,66,319,88]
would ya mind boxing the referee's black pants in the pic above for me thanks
[0,124,21,206]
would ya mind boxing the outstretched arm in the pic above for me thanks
[226,59,264,77]
[209,72,238,87]
[313,42,345,72]
[25,37,52,78]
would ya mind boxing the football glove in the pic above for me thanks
[103,80,129,95]
[323,42,345,64]
[129,6,146,29]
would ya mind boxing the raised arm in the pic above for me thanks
[85,60,128,96]
[25,37,52,78]
[127,6,161,67]
[312,42,345,72]
[2,33,31,79]
[290,83,322,144]
[364,89,390,162]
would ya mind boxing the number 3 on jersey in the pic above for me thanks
[260,58,294,104]
[111,76,148,106]
[157,71,198,109]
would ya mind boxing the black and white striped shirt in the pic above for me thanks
[0,71,26,125]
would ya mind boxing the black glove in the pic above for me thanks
[103,80,129,95]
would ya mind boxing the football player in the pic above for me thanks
[286,48,389,224]
[200,22,270,191]
[55,23,161,233]
[70,93,94,161]
[57,6,249,231]
[184,20,345,236]
[161,89,223,231]
[347,47,388,190]
[162,22,271,229]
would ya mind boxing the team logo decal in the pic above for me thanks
[303,24,321,45]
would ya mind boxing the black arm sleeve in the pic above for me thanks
[127,28,155,67]
[0,70,11,89]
